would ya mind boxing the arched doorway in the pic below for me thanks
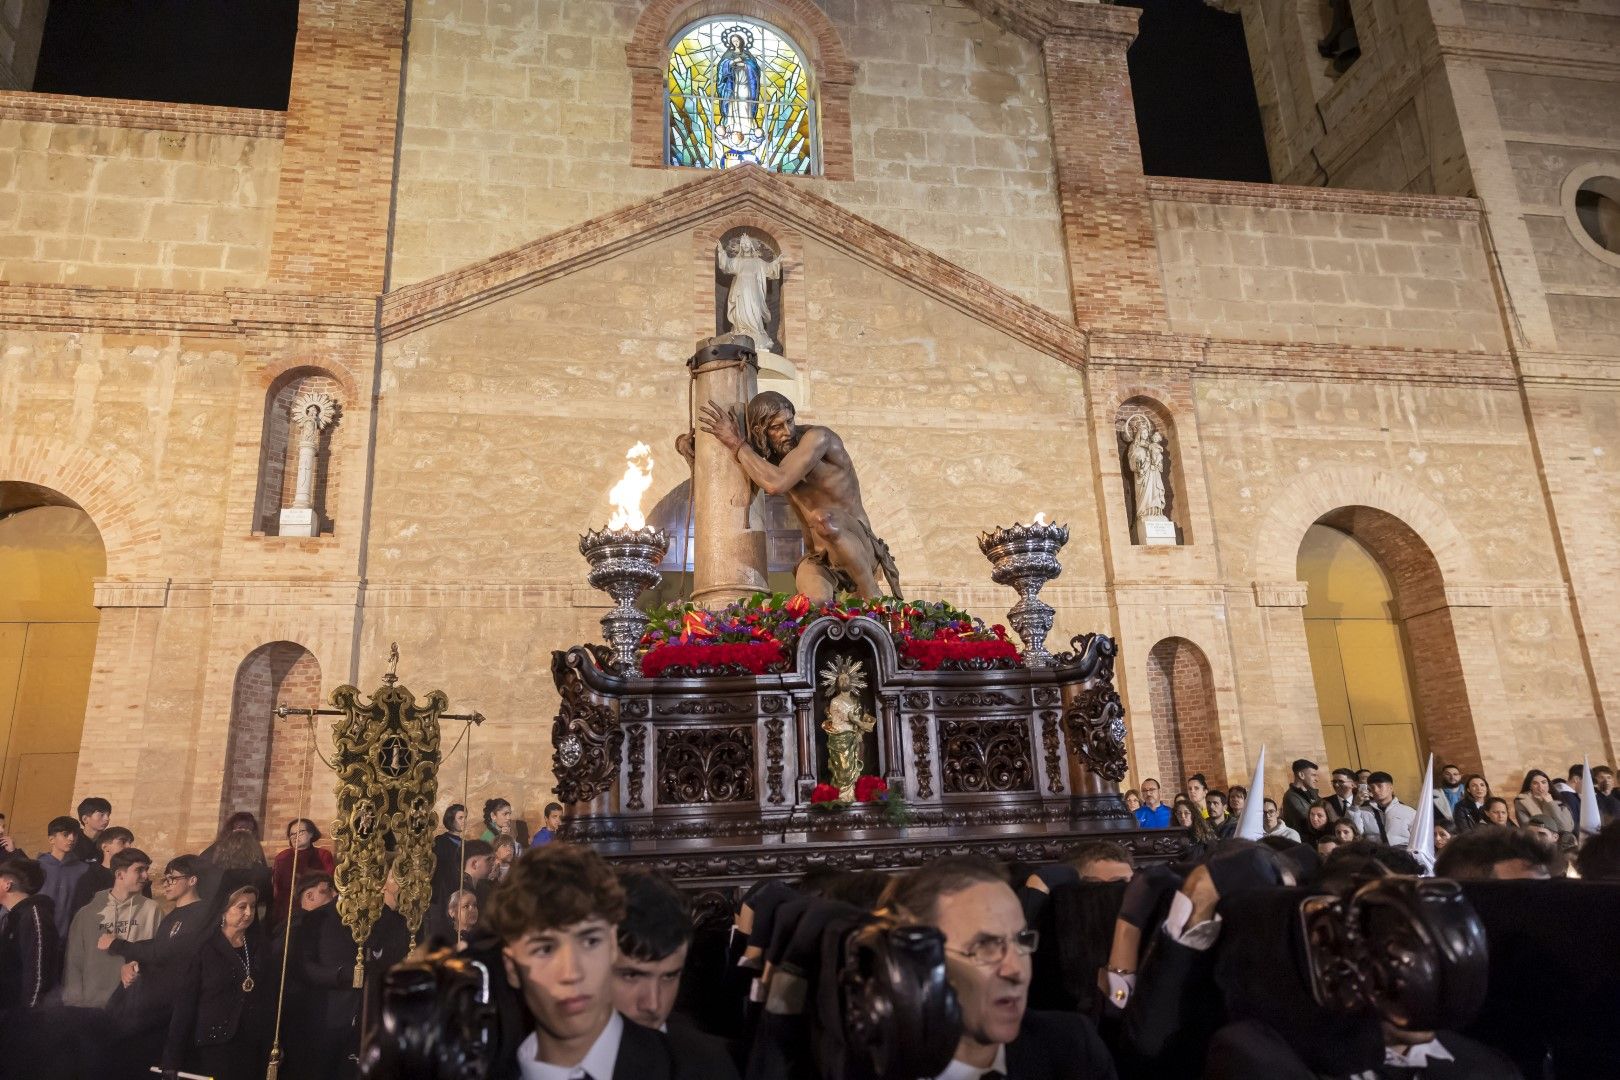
[0,483,106,851]
[1145,637,1223,788]
[222,642,322,834]
[1298,507,1476,800]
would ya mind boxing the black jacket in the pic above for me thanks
[0,893,60,1008]
[665,1017,741,1080]
[163,927,272,1070]
[1004,1010,1118,1080]
[108,898,213,1029]
[1206,1019,1520,1079]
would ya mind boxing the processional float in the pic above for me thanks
[552,333,1182,893]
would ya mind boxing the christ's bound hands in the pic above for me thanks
[698,400,746,454]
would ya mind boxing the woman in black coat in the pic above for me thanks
[163,885,272,1080]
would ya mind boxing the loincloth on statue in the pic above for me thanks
[796,517,903,598]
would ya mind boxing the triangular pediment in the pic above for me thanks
[379,166,1086,368]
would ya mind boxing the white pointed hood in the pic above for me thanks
[1582,754,1603,837]
[1235,745,1267,841]
[1408,754,1436,875]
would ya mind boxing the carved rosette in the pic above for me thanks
[329,679,446,949]
[626,724,647,811]
[1040,712,1065,794]
[908,715,934,799]
[1061,633,1129,783]
[657,726,757,804]
[552,650,624,805]
[764,717,785,805]
[940,718,1034,794]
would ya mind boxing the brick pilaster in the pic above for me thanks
[1039,6,1168,330]
[267,0,407,292]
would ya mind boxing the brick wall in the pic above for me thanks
[1145,637,1224,790]
[0,99,283,289]
[222,642,322,828]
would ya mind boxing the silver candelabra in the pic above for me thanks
[977,519,1070,668]
[580,525,670,673]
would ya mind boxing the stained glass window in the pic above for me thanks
[666,17,818,176]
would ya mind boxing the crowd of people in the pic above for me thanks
[0,763,1615,1079]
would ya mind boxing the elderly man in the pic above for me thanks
[888,856,1117,1079]
[700,391,901,601]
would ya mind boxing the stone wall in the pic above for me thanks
[1150,179,1506,351]
[390,0,1069,315]
[0,0,48,91]
[0,95,284,290]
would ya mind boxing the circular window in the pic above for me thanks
[1562,167,1620,268]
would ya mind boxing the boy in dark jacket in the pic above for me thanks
[0,856,61,1008]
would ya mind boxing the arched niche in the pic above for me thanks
[1115,396,1191,544]
[0,485,105,851]
[221,641,322,833]
[253,367,344,537]
[1145,637,1222,789]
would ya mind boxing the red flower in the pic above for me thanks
[810,783,842,805]
[784,593,811,618]
[854,775,888,802]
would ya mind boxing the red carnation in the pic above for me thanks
[810,783,842,805]
[854,775,888,802]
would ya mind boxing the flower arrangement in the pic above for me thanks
[637,592,1019,676]
[808,775,910,825]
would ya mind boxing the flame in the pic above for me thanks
[607,443,654,529]
[1033,512,1047,526]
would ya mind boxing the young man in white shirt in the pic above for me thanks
[488,845,699,1080]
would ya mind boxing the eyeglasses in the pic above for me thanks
[160,874,191,885]
[946,928,1039,966]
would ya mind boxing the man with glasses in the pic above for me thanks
[887,856,1117,1079]
[100,854,211,1041]
[1134,779,1171,830]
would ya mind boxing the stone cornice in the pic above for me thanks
[0,284,377,338]
[1146,177,1483,220]
[0,91,286,139]
[379,165,1089,368]
[965,0,1140,46]
[1516,351,1620,390]
[1198,339,1517,387]
[1434,25,1620,79]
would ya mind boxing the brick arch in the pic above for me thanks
[1145,636,1223,788]
[693,213,807,361]
[254,355,361,402]
[626,0,854,179]
[221,641,323,834]
[0,434,162,579]
[1252,466,1477,586]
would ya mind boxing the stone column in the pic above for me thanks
[688,334,770,606]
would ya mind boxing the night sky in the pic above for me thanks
[31,0,1268,182]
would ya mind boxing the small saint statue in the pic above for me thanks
[716,232,781,354]
[279,390,339,537]
[1124,414,1174,544]
[716,28,762,146]
[820,655,876,801]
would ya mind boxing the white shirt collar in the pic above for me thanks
[517,1010,624,1080]
[1385,1037,1454,1068]
[934,1044,1008,1080]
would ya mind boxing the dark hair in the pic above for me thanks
[209,829,267,870]
[462,839,494,861]
[1519,769,1551,794]
[1483,796,1510,816]
[1331,767,1356,782]
[1355,769,1371,779]
[0,857,44,894]
[296,872,334,899]
[1185,773,1208,787]
[1574,823,1620,882]
[1567,764,1584,781]
[1367,771,1394,786]
[442,804,466,831]
[491,836,518,859]
[543,802,563,817]
[287,817,323,844]
[482,799,511,828]
[97,826,135,850]
[220,811,261,839]
[881,855,1007,924]
[1229,785,1248,798]
[487,845,626,942]
[1262,798,1278,810]
[617,870,693,962]
[1291,759,1318,775]
[165,854,203,880]
[76,797,112,820]
[1593,766,1615,779]
[1140,777,1160,788]
[1318,839,1424,888]
[47,815,80,837]
[109,847,151,875]
[1461,774,1490,798]
[1065,841,1135,876]
[1435,827,1555,880]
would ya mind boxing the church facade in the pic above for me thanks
[0,0,1616,853]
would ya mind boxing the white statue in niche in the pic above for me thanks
[1124,414,1176,545]
[716,232,781,354]
[280,390,339,537]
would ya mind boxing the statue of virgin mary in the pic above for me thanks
[716,28,762,143]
